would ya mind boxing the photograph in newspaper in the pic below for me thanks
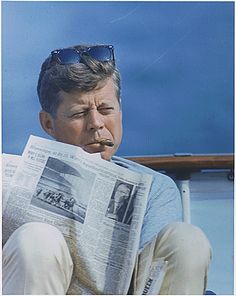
[106,180,134,225]
[31,157,95,223]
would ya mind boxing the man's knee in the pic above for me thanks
[3,223,73,294]
[155,222,212,271]
[3,222,73,269]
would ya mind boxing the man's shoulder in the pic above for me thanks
[111,155,175,187]
[111,155,156,174]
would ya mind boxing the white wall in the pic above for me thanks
[189,171,233,295]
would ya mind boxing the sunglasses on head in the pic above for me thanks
[50,45,115,65]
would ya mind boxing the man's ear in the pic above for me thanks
[39,111,56,138]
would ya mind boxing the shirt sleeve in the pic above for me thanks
[139,173,183,249]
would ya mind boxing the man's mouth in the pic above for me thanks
[86,139,114,147]
[99,139,114,147]
[83,139,114,153]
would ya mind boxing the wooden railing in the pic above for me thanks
[127,154,234,178]
[126,153,234,222]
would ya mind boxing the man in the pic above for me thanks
[3,44,212,295]
[107,182,133,223]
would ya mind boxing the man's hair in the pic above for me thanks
[37,44,121,117]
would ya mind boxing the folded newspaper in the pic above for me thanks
[2,135,167,295]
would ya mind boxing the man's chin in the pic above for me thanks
[83,144,106,154]
[100,151,112,161]
[82,146,112,161]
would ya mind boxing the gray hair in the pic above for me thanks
[37,45,121,117]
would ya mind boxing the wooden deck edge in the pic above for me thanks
[126,154,234,172]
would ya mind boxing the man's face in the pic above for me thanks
[114,184,131,203]
[40,77,122,161]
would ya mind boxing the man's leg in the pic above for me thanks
[3,222,73,295]
[154,222,212,295]
[134,222,212,295]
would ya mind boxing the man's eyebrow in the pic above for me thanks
[98,101,115,106]
[65,106,88,114]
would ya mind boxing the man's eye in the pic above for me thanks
[70,111,88,118]
[98,107,115,114]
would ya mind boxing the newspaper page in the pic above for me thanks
[2,153,21,210]
[133,239,168,295]
[2,135,153,295]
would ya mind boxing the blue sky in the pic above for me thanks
[2,1,234,156]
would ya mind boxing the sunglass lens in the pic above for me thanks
[57,48,81,64]
[88,46,113,62]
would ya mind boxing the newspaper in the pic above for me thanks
[2,135,158,294]
[2,153,21,210]
[133,239,168,295]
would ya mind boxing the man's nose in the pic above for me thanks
[87,109,104,131]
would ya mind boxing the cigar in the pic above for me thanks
[99,139,114,147]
